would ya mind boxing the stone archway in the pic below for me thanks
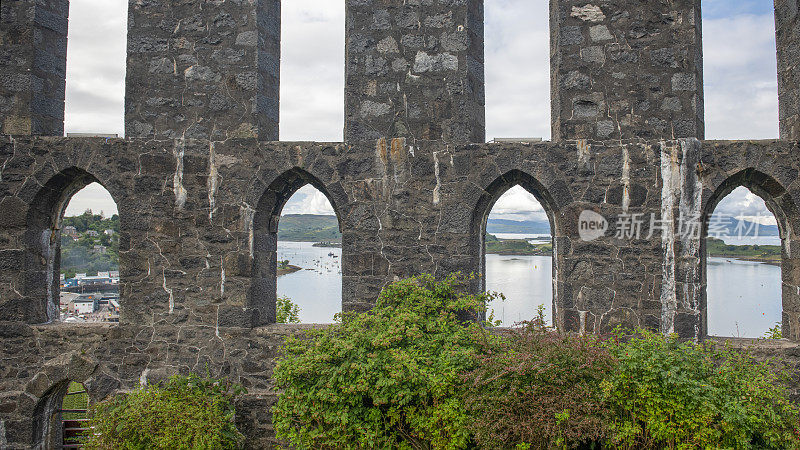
[250,168,343,325]
[471,169,561,326]
[701,168,800,340]
[23,168,121,325]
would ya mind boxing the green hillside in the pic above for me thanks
[278,214,342,242]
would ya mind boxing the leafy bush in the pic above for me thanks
[603,329,800,449]
[84,374,245,450]
[464,322,614,449]
[276,295,301,323]
[272,273,499,449]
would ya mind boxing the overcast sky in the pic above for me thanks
[64,0,780,225]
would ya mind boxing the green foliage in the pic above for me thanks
[764,323,784,340]
[84,374,246,450]
[276,296,301,324]
[602,329,800,449]
[272,273,500,449]
[464,322,614,449]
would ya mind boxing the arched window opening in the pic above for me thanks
[280,1,345,141]
[59,183,120,324]
[64,0,127,137]
[33,380,90,449]
[252,171,343,325]
[276,185,342,324]
[485,0,551,142]
[484,185,554,327]
[61,381,91,447]
[25,171,120,325]
[705,186,782,338]
[702,0,778,139]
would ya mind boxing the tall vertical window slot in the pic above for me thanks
[280,1,345,141]
[59,183,120,324]
[702,0,779,139]
[64,0,127,136]
[485,185,553,326]
[276,185,342,323]
[705,187,782,338]
[485,0,551,141]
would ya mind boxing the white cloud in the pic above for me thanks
[702,14,779,140]
[280,1,345,142]
[281,185,335,216]
[64,0,127,137]
[64,183,118,217]
[485,0,551,142]
[712,187,777,225]
[488,186,547,222]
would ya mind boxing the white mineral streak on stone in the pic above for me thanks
[163,267,174,314]
[433,152,441,205]
[678,140,703,336]
[139,368,149,387]
[220,259,226,297]
[242,205,255,258]
[208,142,218,223]
[571,5,606,22]
[660,143,679,334]
[215,306,220,338]
[43,230,57,322]
[173,141,187,209]
[579,310,587,335]
[621,146,631,212]
[0,419,6,447]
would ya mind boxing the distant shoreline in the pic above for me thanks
[277,265,302,277]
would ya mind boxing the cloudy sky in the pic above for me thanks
[64,0,779,225]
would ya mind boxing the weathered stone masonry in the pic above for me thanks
[1,0,800,447]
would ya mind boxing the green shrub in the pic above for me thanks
[84,374,246,450]
[603,329,800,449]
[276,295,301,323]
[464,322,614,449]
[272,273,500,449]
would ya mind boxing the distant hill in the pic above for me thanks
[487,218,551,235]
[278,214,341,242]
[717,218,779,237]
[274,215,774,242]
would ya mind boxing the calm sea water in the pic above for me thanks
[277,242,342,323]
[278,241,782,337]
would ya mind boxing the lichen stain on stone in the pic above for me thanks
[571,5,605,22]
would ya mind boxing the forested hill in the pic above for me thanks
[270,214,778,242]
[278,214,342,242]
[60,210,120,276]
[275,215,552,241]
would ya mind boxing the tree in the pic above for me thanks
[276,296,301,324]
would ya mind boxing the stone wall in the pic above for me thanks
[0,0,68,136]
[345,0,485,144]
[1,0,800,447]
[125,0,281,140]
[776,0,800,140]
[550,0,704,141]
